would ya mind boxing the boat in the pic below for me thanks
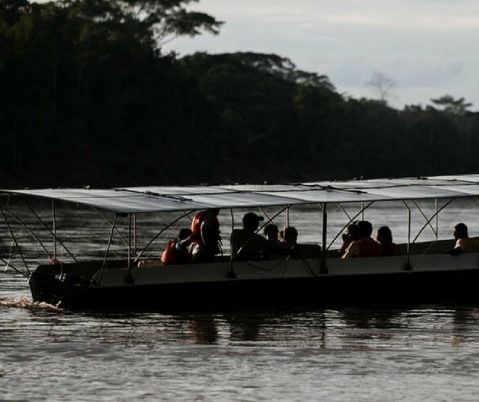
[2,174,479,310]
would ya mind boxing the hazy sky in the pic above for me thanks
[165,0,479,110]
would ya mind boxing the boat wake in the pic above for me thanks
[0,296,62,312]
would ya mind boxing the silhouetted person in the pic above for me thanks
[161,228,193,265]
[280,226,298,249]
[376,226,400,257]
[342,220,381,259]
[231,212,270,261]
[339,223,359,257]
[191,209,221,263]
[450,223,479,255]
[264,224,280,245]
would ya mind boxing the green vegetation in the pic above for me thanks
[1,0,478,187]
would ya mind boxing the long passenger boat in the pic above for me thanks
[2,174,479,309]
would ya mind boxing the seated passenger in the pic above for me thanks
[376,226,400,257]
[280,226,298,249]
[449,223,479,255]
[339,223,359,257]
[161,228,193,265]
[341,220,381,259]
[191,209,221,263]
[264,224,280,246]
[280,226,300,258]
[231,212,270,261]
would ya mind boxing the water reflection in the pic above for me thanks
[3,302,479,400]
[189,314,218,344]
[0,303,475,347]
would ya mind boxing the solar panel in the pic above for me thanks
[2,174,479,213]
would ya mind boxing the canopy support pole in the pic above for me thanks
[133,213,137,256]
[92,207,129,247]
[336,203,352,220]
[0,256,28,279]
[327,201,375,250]
[320,203,328,274]
[411,200,437,238]
[0,206,30,274]
[286,207,290,228]
[435,199,439,240]
[228,209,236,278]
[97,214,118,286]
[402,201,412,271]
[412,199,455,244]
[27,204,78,263]
[3,207,52,261]
[134,210,193,263]
[52,200,57,261]
[127,214,134,283]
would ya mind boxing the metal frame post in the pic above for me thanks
[228,209,236,278]
[403,201,412,271]
[320,203,328,274]
[52,200,57,260]
[133,213,137,255]
[127,214,134,283]
[97,214,118,286]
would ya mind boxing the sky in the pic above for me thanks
[165,0,479,110]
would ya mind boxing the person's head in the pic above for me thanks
[454,223,468,240]
[376,226,393,245]
[357,221,373,238]
[264,224,279,241]
[282,226,298,245]
[342,223,359,243]
[178,228,192,240]
[243,212,264,231]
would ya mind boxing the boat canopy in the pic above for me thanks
[2,174,479,214]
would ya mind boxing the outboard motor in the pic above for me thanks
[29,265,64,305]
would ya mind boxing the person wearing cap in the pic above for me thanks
[231,212,271,261]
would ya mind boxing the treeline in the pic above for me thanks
[1,0,478,188]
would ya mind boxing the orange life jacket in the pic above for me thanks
[191,211,206,237]
[191,211,220,244]
[161,240,177,265]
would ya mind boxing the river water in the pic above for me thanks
[2,199,479,400]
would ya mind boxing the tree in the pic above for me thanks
[430,95,472,115]
[60,0,222,49]
[367,71,397,104]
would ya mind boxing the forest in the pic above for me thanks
[1,0,478,187]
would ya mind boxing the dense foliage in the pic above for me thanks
[1,0,478,187]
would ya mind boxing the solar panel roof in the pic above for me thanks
[1,174,478,213]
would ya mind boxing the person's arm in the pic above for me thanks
[449,239,465,256]
[341,241,360,260]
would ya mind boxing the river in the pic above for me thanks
[2,199,479,400]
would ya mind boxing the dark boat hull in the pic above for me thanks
[55,269,479,310]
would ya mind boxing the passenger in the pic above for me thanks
[449,223,479,255]
[264,224,280,245]
[280,226,298,249]
[280,226,300,258]
[191,209,221,263]
[161,228,193,265]
[341,220,381,259]
[231,212,270,261]
[175,228,194,264]
[339,223,359,257]
[376,226,400,257]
